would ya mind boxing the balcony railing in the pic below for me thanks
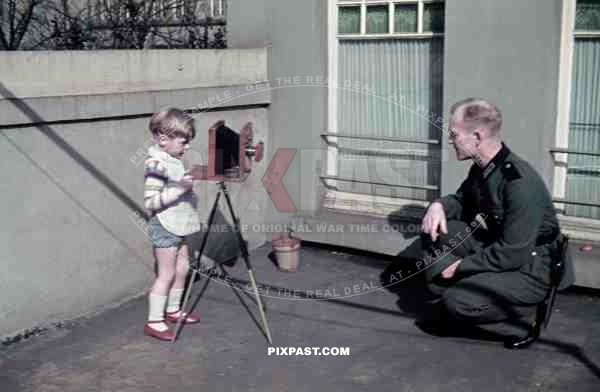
[550,147,600,210]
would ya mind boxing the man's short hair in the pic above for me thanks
[450,98,502,134]
[149,108,196,139]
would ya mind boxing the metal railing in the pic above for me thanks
[319,175,439,191]
[550,147,600,158]
[550,147,600,209]
[320,132,441,193]
[320,132,440,145]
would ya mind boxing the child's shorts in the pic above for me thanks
[147,215,184,249]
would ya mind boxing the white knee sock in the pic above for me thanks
[166,288,184,313]
[148,293,169,332]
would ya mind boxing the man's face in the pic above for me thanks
[448,118,478,161]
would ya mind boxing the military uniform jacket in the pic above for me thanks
[437,143,574,289]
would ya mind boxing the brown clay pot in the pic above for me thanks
[272,236,301,272]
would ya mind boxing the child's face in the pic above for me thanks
[157,128,191,160]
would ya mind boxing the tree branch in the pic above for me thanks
[8,0,16,48]
[13,0,40,50]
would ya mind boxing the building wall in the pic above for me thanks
[443,0,600,289]
[231,0,564,227]
[226,0,272,49]
[0,49,270,338]
[228,0,329,225]
[230,0,600,286]
[230,0,566,249]
[442,0,563,194]
[230,0,599,291]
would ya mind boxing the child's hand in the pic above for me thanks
[186,165,207,180]
[176,175,194,191]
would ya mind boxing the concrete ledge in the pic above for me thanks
[0,49,268,99]
[559,214,600,243]
[290,210,422,258]
[570,239,600,290]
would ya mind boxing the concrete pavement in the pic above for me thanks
[1,244,599,391]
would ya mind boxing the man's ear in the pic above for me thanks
[473,128,483,143]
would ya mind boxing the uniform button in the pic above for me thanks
[505,163,511,168]
[531,251,537,256]
[494,215,499,219]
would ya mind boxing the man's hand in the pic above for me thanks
[421,202,448,242]
[441,259,462,279]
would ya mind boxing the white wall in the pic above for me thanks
[0,49,271,338]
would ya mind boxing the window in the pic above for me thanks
[210,0,226,18]
[575,0,600,30]
[337,0,444,36]
[326,1,444,215]
[395,4,417,33]
[338,5,360,34]
[423,2,444,32]
[553,0,600,228]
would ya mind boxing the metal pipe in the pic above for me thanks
[319,175,439,191]
[320,132,440,145]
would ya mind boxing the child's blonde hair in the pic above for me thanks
[149,108,196,140]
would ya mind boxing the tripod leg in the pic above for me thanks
[172,191,222,343]
[247,268,273,344]
[220,182,273,344]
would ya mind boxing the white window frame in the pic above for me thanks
[554,0,600,241]
[336,0,444,39]
[325,0,444,215]
[209,0,225,18]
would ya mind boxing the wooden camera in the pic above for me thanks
[192,121,263,182]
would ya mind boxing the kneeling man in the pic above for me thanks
[420,98,573,325]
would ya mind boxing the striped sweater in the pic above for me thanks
[144,145,201,236]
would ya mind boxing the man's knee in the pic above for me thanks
[425,277,447,296]
[442,286,490,322]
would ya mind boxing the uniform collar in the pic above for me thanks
[481,143,511,180]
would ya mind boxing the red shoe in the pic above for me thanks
[144,321,175,341]
[165,310,200,324]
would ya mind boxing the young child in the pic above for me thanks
[143,108,202,341]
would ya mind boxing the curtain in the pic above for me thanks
[336,38,444,202]
[366,6,388,34]
[566,38,600,219]
[394,5,417,33]
[423,3,445,33]
[575,0,600,30]
[338,7,361,34]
